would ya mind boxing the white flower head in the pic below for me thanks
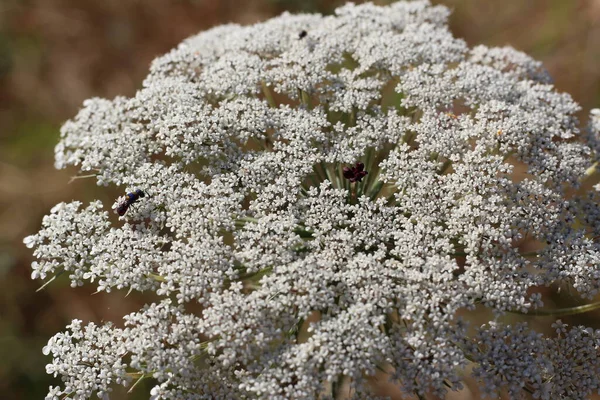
[27,1,600,398]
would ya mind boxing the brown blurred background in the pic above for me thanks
[1,0,599,399]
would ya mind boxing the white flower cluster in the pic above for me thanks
[468,321,600,399]
[25,1,600,399]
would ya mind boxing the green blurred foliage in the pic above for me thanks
[1,0,599,399]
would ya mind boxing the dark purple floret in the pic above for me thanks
[343,162,368,183]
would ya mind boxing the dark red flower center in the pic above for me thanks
[342,162,368,183]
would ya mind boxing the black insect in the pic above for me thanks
[298,30,307,39]
[114,189,145,216]
[343,162,368,183]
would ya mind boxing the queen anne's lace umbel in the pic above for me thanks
[25,1,600,399]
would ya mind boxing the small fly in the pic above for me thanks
[114,189,145,216]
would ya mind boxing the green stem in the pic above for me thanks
[286,317,304,339]
[251,136,268,151]
[293,226,314,239]
[323,163,337,186]
[361,147,375,194]
[127,373,147,393]
[314,163,328,183]
[332,162,343,189]
[386,192,397,206]
[68,173,98,184]
[349,107,356,126]
[368,180,385,201]
[509,301,600,317]
[578,161,600,192]
[298,88,312,109]
[235,216,258,229]
[147,273,166,282]
[348,182,358,204]
[36,270,64,292]
[261,81,277,108]
[331,376,346,400]
[237,266,273,282]
[438,159,452,175]
[584,161,598,177]
[308,173,321,189]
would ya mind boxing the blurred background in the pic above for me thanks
[1,0,599,399]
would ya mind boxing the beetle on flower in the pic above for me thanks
[114,189,146,216]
